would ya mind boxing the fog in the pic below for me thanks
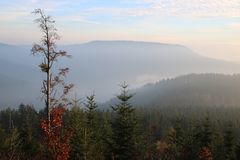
[1,40,240,109]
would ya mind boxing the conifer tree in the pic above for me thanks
[164,118,187,160]
[0,124,5,151]
[101,110,113,159]
[111,82,138,160]
[224,123,236,160]
[68,103,85,160]
[84,94,104,160]
[235,140,240,160]
[201,117,213,148]
[18,104,40,158]
[85,94,98,131]
[197,117,214,160]
[4,126,21,159]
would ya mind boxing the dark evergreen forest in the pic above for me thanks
[1,88,240,159]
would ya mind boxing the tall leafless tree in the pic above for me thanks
[32,8,73,124]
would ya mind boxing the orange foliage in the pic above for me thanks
[199,147,213,160]
[156,140,170,155]
[41,107,72,160]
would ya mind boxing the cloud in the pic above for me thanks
[0,0,88,23]
[91,0,240,18]
[136,74,163,85]
[227,22,240,30]
[3,0,239,23]
[57,15,102,25]
[0,1,55,22]
[0,10,29,21]
[88,7,153,17]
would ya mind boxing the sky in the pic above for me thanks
[0,0,240,61]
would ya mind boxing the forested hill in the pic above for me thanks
[2,41,240,107]
[107,73,240,107]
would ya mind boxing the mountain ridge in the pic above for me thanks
[1,40,240,108]
[106,73,240,107]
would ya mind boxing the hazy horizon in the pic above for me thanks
[1,40,240,108]
[1,0,240,107]
[0,0,240,61]
[0,40,239,63]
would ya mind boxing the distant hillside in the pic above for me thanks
[63,41,240,101]
[106,74,240,107]
[1,41,240,108]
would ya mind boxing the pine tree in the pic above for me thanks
[211,132,225,160]
[235,140,240,160]
[201,117,213,148]
[18,104,40,158]
[164,127,177,160]
[111,82,138,160]
[68,104,85,160]
[85,94,98,132]
[4,127,22,159]
[0,124,5,150]
[84,94,104,160]
[0,124,7,158]
[101,110,113,159]
[164,118,186,160]
[224,123,236,160]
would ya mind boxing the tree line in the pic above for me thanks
[2,98,240,159]
[120,73,240,108]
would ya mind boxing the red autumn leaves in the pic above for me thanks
[41,107,72,160]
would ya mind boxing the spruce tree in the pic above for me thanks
[168,118,186,160]
[111,82,138,160]
[68,102,85,160]
[101,110,113,159]
[224,123,236,160]
[18,104,40,158]
[201,117,213,148]
[235,140,240,160]
[4,127,21,159]
[85,94,98,131]
[84,94,104,160]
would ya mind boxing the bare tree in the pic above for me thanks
[32,8,73,124]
